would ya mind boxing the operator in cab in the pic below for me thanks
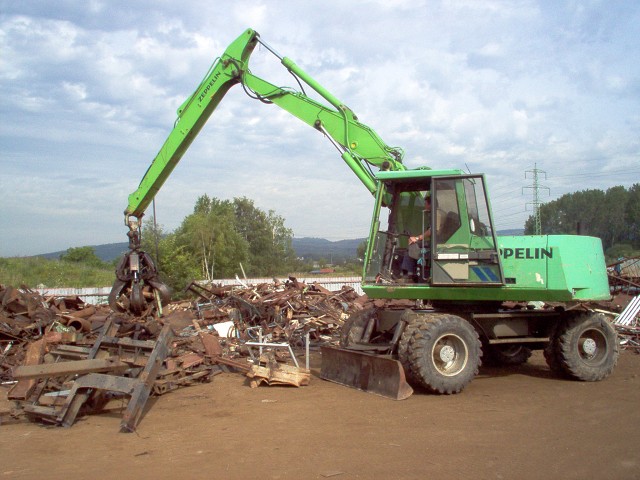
[399,193,439,282]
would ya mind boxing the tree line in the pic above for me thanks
[0,195,362,289]
[4,185,637,290]
[139,195,302,293]
[524,184,640,259]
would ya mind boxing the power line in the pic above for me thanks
[496,210,528,219]
[551,167,640,179]
[492,204,527,215]
[490,188,523,200]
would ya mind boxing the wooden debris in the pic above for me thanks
[247,361,311,388]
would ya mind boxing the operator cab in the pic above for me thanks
[364,170,504,287]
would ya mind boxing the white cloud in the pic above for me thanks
[1,1,639,256]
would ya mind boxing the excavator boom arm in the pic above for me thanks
[113,28,406,316]
[125,28,404,221]
[125,29,258,219]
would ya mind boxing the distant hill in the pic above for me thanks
[292,237,365,262]
[36,231,521,263]
[37,238,366,263]
[497,229,525,236]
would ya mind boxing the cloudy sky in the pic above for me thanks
[1,0,639,257]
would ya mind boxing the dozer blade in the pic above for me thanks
[320,346,413,400]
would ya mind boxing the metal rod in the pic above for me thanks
[362,317,376,343]
[488,337,550,344]
[255,37,283,60]
[245,341,300,368]
[305,331,310,370]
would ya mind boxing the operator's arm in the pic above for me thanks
[409,228,431,245]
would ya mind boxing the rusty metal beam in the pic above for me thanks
[13,357,129,380]
[120,324,173,433]
[7,339,45,400]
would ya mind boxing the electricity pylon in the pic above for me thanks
[523,164,550,235]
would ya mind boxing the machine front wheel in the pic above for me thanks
[401,314,481,394]
[339,309,376,347]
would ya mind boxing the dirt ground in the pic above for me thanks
[1,350,639,480]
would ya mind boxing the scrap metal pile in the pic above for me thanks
[607,293,640,353]
[605,258,640,352]
[3,278,637,430]
[608,256,640,296]
[0,279,368,431]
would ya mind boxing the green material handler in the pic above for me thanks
[110,29,618,399]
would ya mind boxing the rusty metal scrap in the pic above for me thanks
[0,277,377,430]
[1,285,133,382]
[12,357,130,380]
[608,256,640,295]
[610,294,640,352]
[0,285,217,431]
[4,275,638,431]
[185,277,363,342]
[7,318,178,432]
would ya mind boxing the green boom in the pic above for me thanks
[125,28,405,221]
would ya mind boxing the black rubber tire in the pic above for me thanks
[339,309,376,347]
[397,310,424,385]
[402,313,481,394]
[543,330,564,374]
[485,344,532,366]
[552,312,619,381]
[397,311,420,362]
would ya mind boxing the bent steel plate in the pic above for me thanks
[320,346,413,400]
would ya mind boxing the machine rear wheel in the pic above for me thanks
[552,313,618,381]
[485,344,532,366]
[543,337,563,374]
[402,314,481,394]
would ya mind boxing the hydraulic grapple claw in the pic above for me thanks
[109,248,170,315]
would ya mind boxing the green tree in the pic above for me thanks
[601,186,628,249]
[154,234,201,293]
[193,193,213,214]
[59,246,104,267]
[525,184,639,251]
[525,189,603,236]
[140,216,164,265]
[139,218,202,295]
[137,195,297,291]
[625,184,640,247]
[232,197,297,275]
[174,197,249,279]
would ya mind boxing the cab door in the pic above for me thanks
[430,175,504,286]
